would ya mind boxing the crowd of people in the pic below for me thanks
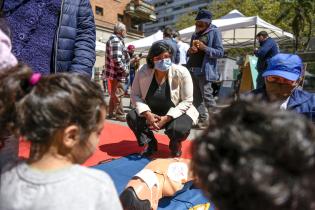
[1,4,315,210]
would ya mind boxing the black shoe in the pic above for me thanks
[106,114,114,119]
[141,139,158,157]
[169,141,182,157]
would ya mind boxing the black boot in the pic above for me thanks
[141,138,158,157]
[169,141,182,157]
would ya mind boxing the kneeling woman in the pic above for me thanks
[127,41,198,157]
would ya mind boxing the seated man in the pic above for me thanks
[251,53,315,122]
[120,158,194,210]
[192,99,315,210]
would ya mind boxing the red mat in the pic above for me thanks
[19,122,192,166]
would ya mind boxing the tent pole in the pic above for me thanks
[233,29,235,45]
[254,24,257,48]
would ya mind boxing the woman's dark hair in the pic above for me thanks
[192,99,315,210]
[146,41,173,69]
[120,187,151,210]
[0,65,106,144]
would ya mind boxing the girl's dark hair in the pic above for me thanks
[120,187,151,210]
[0,65,106,144]
[192,99,315,210]
[146,41,173,69]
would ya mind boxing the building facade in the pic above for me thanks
[144,0,211,35]
[90,0,156,69]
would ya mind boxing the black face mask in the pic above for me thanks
[128,52,134,57]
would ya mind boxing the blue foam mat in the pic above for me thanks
[93,154,214,210]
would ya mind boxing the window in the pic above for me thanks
[118,14,124,22]
[95,6,103,16]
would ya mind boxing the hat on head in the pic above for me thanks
[127,45,135,51]
[262,53,303,81]
[195,9,212,23]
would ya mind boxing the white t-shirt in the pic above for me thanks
[280,96,290,110]
[177,41,190,65]
[0,162,122,210]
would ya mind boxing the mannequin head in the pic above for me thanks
[120,186,152,210]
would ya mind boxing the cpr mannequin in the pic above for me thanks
[120,158,193,210]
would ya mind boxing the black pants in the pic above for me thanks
[256,70,265,89]
[126,109,193,146]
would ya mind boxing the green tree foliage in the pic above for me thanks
[175,0,315,52]
[175,0,286,31]
[276,0,315,51]
[175,11,197,31]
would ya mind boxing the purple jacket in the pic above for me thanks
[3,0,95,77]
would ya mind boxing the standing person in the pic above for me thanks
[127,41,198,157]
[173,31,190,66]
[254,31,279,88]
[186,9,224,129]
[2,0,96,77]
[124,44,140,96]
[105,22,130,122]
[0,66,122,210]
[163,26,180,64]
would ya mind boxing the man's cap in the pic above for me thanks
[127,45,135,51]
[195,10,212,23]
[262,53,303,81]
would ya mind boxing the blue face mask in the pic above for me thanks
[154,58,172,72]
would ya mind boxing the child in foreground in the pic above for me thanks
[192,99,315,210]
[0,65,122,210]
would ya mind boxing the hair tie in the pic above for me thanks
[29,73,41,86]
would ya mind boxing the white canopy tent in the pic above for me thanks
[96,41,106,56]
[179,10,294,48]
[126,30,163,52]
[125,10,294,51]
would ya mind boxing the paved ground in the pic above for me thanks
[104,95,204,140]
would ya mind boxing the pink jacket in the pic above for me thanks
[0,30,17,71]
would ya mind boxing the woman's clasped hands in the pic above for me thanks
[143,111,172,131]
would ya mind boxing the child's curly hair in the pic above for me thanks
[192,98,315,210]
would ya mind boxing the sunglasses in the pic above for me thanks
[265,76,296,85]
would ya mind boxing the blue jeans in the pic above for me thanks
[124,70,135,92]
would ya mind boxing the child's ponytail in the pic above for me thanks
[0,65,33,137]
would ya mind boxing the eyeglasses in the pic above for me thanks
[265,76,296,85]
[153,54,171,62]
